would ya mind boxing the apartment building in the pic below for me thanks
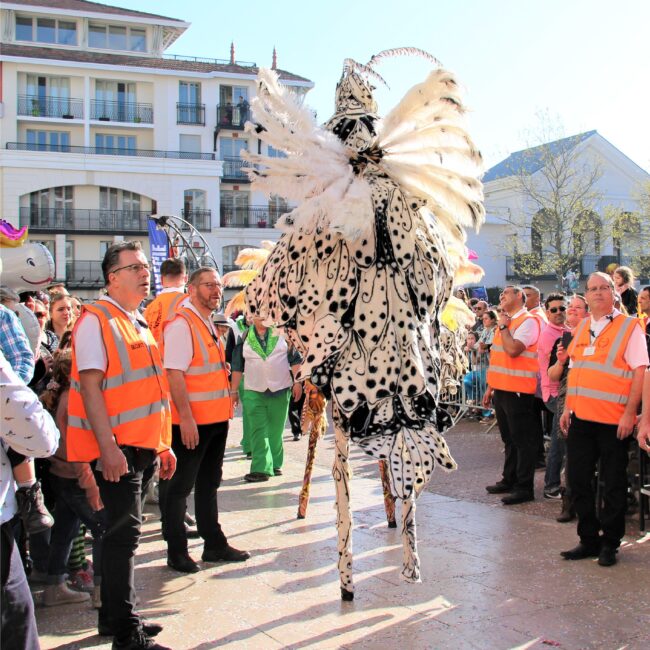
[0,0,313,296]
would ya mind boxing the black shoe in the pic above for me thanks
[167,552,199,573]
[244,472,269,482]
[274,468,283,476]
[598,546,618,567]
[100,622,163,638]
[486,482,513,494]
[293,433,301,441]
[245,452,252,459]
[561,542,600,560]
[202,546,251,563]
[112,628,170,650]
[501,491,534,505]
[15,482,54,535]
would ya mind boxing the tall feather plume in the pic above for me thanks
[366,47,442,70]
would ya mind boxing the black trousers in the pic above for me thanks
[160,421,229,554]
[1,520,39,650]
[492,389,538,494]
[567,415,629,548]
[94,447,156,640]
[288,390,305,436]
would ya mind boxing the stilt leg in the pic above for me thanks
[401,491,421,583]
[333,425,354,600]
[297,424,321,519]
[378,460,397,528]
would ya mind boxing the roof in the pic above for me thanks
[8,0,184,23]
[0,43,313,83]
[483,130,597,182]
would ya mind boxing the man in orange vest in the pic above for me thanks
[523,284,549,327]
[638,285,650,356]
[143,258,187,345]
[559,272,647,566]
[68,241,176,650]
[482,285,541,505]
[161,266,250,573]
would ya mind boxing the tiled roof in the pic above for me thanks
[9,0,184,23]
[0,43,313,83]
[483,131,597,182]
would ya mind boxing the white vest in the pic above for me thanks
[243,331,292,392]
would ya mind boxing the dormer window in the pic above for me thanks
[16,15,77,46]
[88,23,147,53]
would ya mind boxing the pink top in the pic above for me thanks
[537,321,568,401]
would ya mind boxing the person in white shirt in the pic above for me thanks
[1,350,59,650]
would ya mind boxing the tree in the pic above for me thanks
[497,113,604,284]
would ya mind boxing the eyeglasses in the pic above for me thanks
[110,263,150,274]
[585,285,612,293]
[548,306,566,314]
[199,282,222,291]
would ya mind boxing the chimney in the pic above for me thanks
[230,42,235,65]
[272,47,277,70]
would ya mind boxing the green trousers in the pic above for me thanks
[246,389,290,476]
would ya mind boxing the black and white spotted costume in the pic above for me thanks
[244,51,484,594]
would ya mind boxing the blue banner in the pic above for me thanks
[147,219,169,295]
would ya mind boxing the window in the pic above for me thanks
[268,195,288,223]
[29,186,73,226]
[178,82,203,123]
[26,76,70,116]
[26,130,70,151]
[222,245,247,270]
[267,145,287,159]
[89,23,147,52]
[179,135,201,157]
[100,188,142,228]
[94,80,136,120]
[184,189,206,213]
[16,16,77,45]
[95,134,136,155]
[220,190,249,226]
[100,241,112,257]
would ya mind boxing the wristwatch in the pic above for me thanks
[498,324,507,331]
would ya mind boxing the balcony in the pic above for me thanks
[20,207,152,234]
[180,209,211,232]
[90,99,153,124]
[18,95,83,119]
[219,206,281,228]
[505,254,637,282]
[216,104,250,130]
[7,142,216,160]
[65,261,104,288]
[177,103,205,125]
[222,157,251,182]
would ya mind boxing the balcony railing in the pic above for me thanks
[18,95,83,119]
[219,206,282,228]
[7,142,216,160]
[20,207,152,233]
[216,104,250,130]
[222,157,252,182]
[505,253,633,281]
[177,103,205,125]
[90,99,153,124]
[65,261,104,288]
[180,209,211,232]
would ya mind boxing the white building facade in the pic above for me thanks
[467,131,650,294]
[0,0,313,296]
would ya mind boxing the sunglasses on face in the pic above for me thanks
[548,306,566,314]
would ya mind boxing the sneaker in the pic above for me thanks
[43,582,91,607]
[68,569,94,593]
[112,628,170,650]
[15,482,54,535]
[543,487,562,500]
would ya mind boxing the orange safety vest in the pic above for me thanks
[529,305,548,326]
[566,314,639,425]
[486,312,540,394]
[165,306,232,425]
[67,302,172,462]
[144,290,186,345]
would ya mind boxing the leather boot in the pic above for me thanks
[556,488,576,523]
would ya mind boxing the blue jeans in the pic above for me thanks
[544,396,565,491]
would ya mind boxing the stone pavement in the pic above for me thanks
[35,417,650,650]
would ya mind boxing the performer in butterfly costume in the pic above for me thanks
[245,49,484,599]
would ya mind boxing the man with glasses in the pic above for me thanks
[483,285,541,505]
[537,293,569,499]
[559,272,648,566]
[471,300,488,335]
[67,241,176,650]
[161,267,250,574]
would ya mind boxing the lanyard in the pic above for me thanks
[588,313,615,344]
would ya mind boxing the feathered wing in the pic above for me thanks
[242,68,375,241]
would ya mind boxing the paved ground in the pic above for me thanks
[35,416,650,649]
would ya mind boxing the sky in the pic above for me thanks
[110,0,649,172]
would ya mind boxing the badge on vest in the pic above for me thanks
[583,346,596,356]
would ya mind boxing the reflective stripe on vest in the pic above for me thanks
[67,301,172,461]
[486,312,539,394]
[566,314,638,424]
[167,306,232,425]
